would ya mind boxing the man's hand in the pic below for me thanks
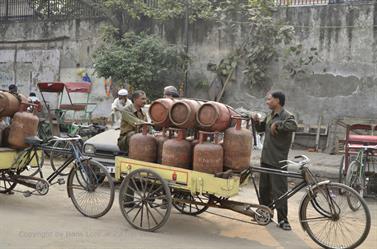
[271,122,278,136]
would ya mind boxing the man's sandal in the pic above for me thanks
[278,220,292,231]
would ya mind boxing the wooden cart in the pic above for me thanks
[115,156,272,232]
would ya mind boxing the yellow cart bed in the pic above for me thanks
[115,156,272,232]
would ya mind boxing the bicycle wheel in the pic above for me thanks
[67,159,114,218]
[50,140,76,176]
[172,191,210,216]
[299,182,371,249]
[0,170,18,194]
[346,161,365,209]
[119,169,172,232]
[338,155,345,184]
[16,147,45,177]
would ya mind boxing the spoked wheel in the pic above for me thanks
[172,191,210,216]
[15,147,45,177]
[50,140,77,176]
[0,170,18,194]
[299,182,371,249]
[345,161,364,210]
[119,169,172,232]
[67,159,114,218]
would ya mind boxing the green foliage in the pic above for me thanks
[211,0,318,86]
[93,32,189,99]
[281,46,321,79]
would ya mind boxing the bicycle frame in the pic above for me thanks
[250,166,308,211]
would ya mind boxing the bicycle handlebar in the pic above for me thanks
[52,135,82,141]
[279,155,310,169]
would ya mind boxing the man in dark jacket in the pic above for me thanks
[253,91,297,230]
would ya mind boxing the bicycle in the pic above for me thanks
[344,145,377,208]
[4,136,115,218]
[249,155,371,249]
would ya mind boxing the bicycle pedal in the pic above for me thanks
[23,191,32,198]
[58,178,65,185]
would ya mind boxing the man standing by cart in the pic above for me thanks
[117,90,148,154]
[253,91,297,231]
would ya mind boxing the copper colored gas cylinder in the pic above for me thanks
[0,92,21,117]
[8,112,39,149]
[149,98,175,127]
[223,117,252,172]
[129,124,157,162]
[196,101,237,132]
[162,129,192,169]
[193,132,223,174]
[169,99,203,129]
[156,128,169,164]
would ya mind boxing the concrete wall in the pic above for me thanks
[0,3,376,125]
[0,18,114,117]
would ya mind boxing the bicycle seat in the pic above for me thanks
[25,136,43,146]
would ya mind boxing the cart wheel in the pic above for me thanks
[0,170,18,194]
[172,191,210,216]
[119,169,172,232]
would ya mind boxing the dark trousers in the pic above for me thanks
[259,163,288,222]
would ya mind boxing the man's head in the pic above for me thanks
[118,89,129,102]
[163,86,179,99]
[132,90,147,108]
[8,84,17,93]
[266,91,285,110]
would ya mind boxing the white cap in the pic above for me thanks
[118,89,128,96]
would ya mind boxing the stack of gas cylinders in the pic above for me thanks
[0,91,39,149]
[128,98,253,175]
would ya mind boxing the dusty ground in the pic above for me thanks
[0,150,376,249]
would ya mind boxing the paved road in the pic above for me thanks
[1,181,376,249]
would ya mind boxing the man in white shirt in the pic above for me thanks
[111,89,132,127]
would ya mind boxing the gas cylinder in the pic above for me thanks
[129,124,157,163]
[223,117,252,172]
[193,132,223,174]
[196,101,237,132]
[8,112,39,149]
[162,129,192,169]
[0,91,21,117]
[156,128,169,164]
[169,99,203,129]
[149,98,175,127]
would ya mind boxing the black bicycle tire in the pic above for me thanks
[300,182,371,249]
[67,159,115,218]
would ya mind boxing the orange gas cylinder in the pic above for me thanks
[0,92,21,117]
[196,101,237,132]
[149,98,175,128]
[8,112,39,149]
[155,128,169,164]
[193,131,223,174]
[129,124,157,163]
[162,129,192,169]
[223,117,252,172]
[169,99,203,129]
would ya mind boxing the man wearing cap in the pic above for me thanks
[163,86,180,99]
[111,89,132,127]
